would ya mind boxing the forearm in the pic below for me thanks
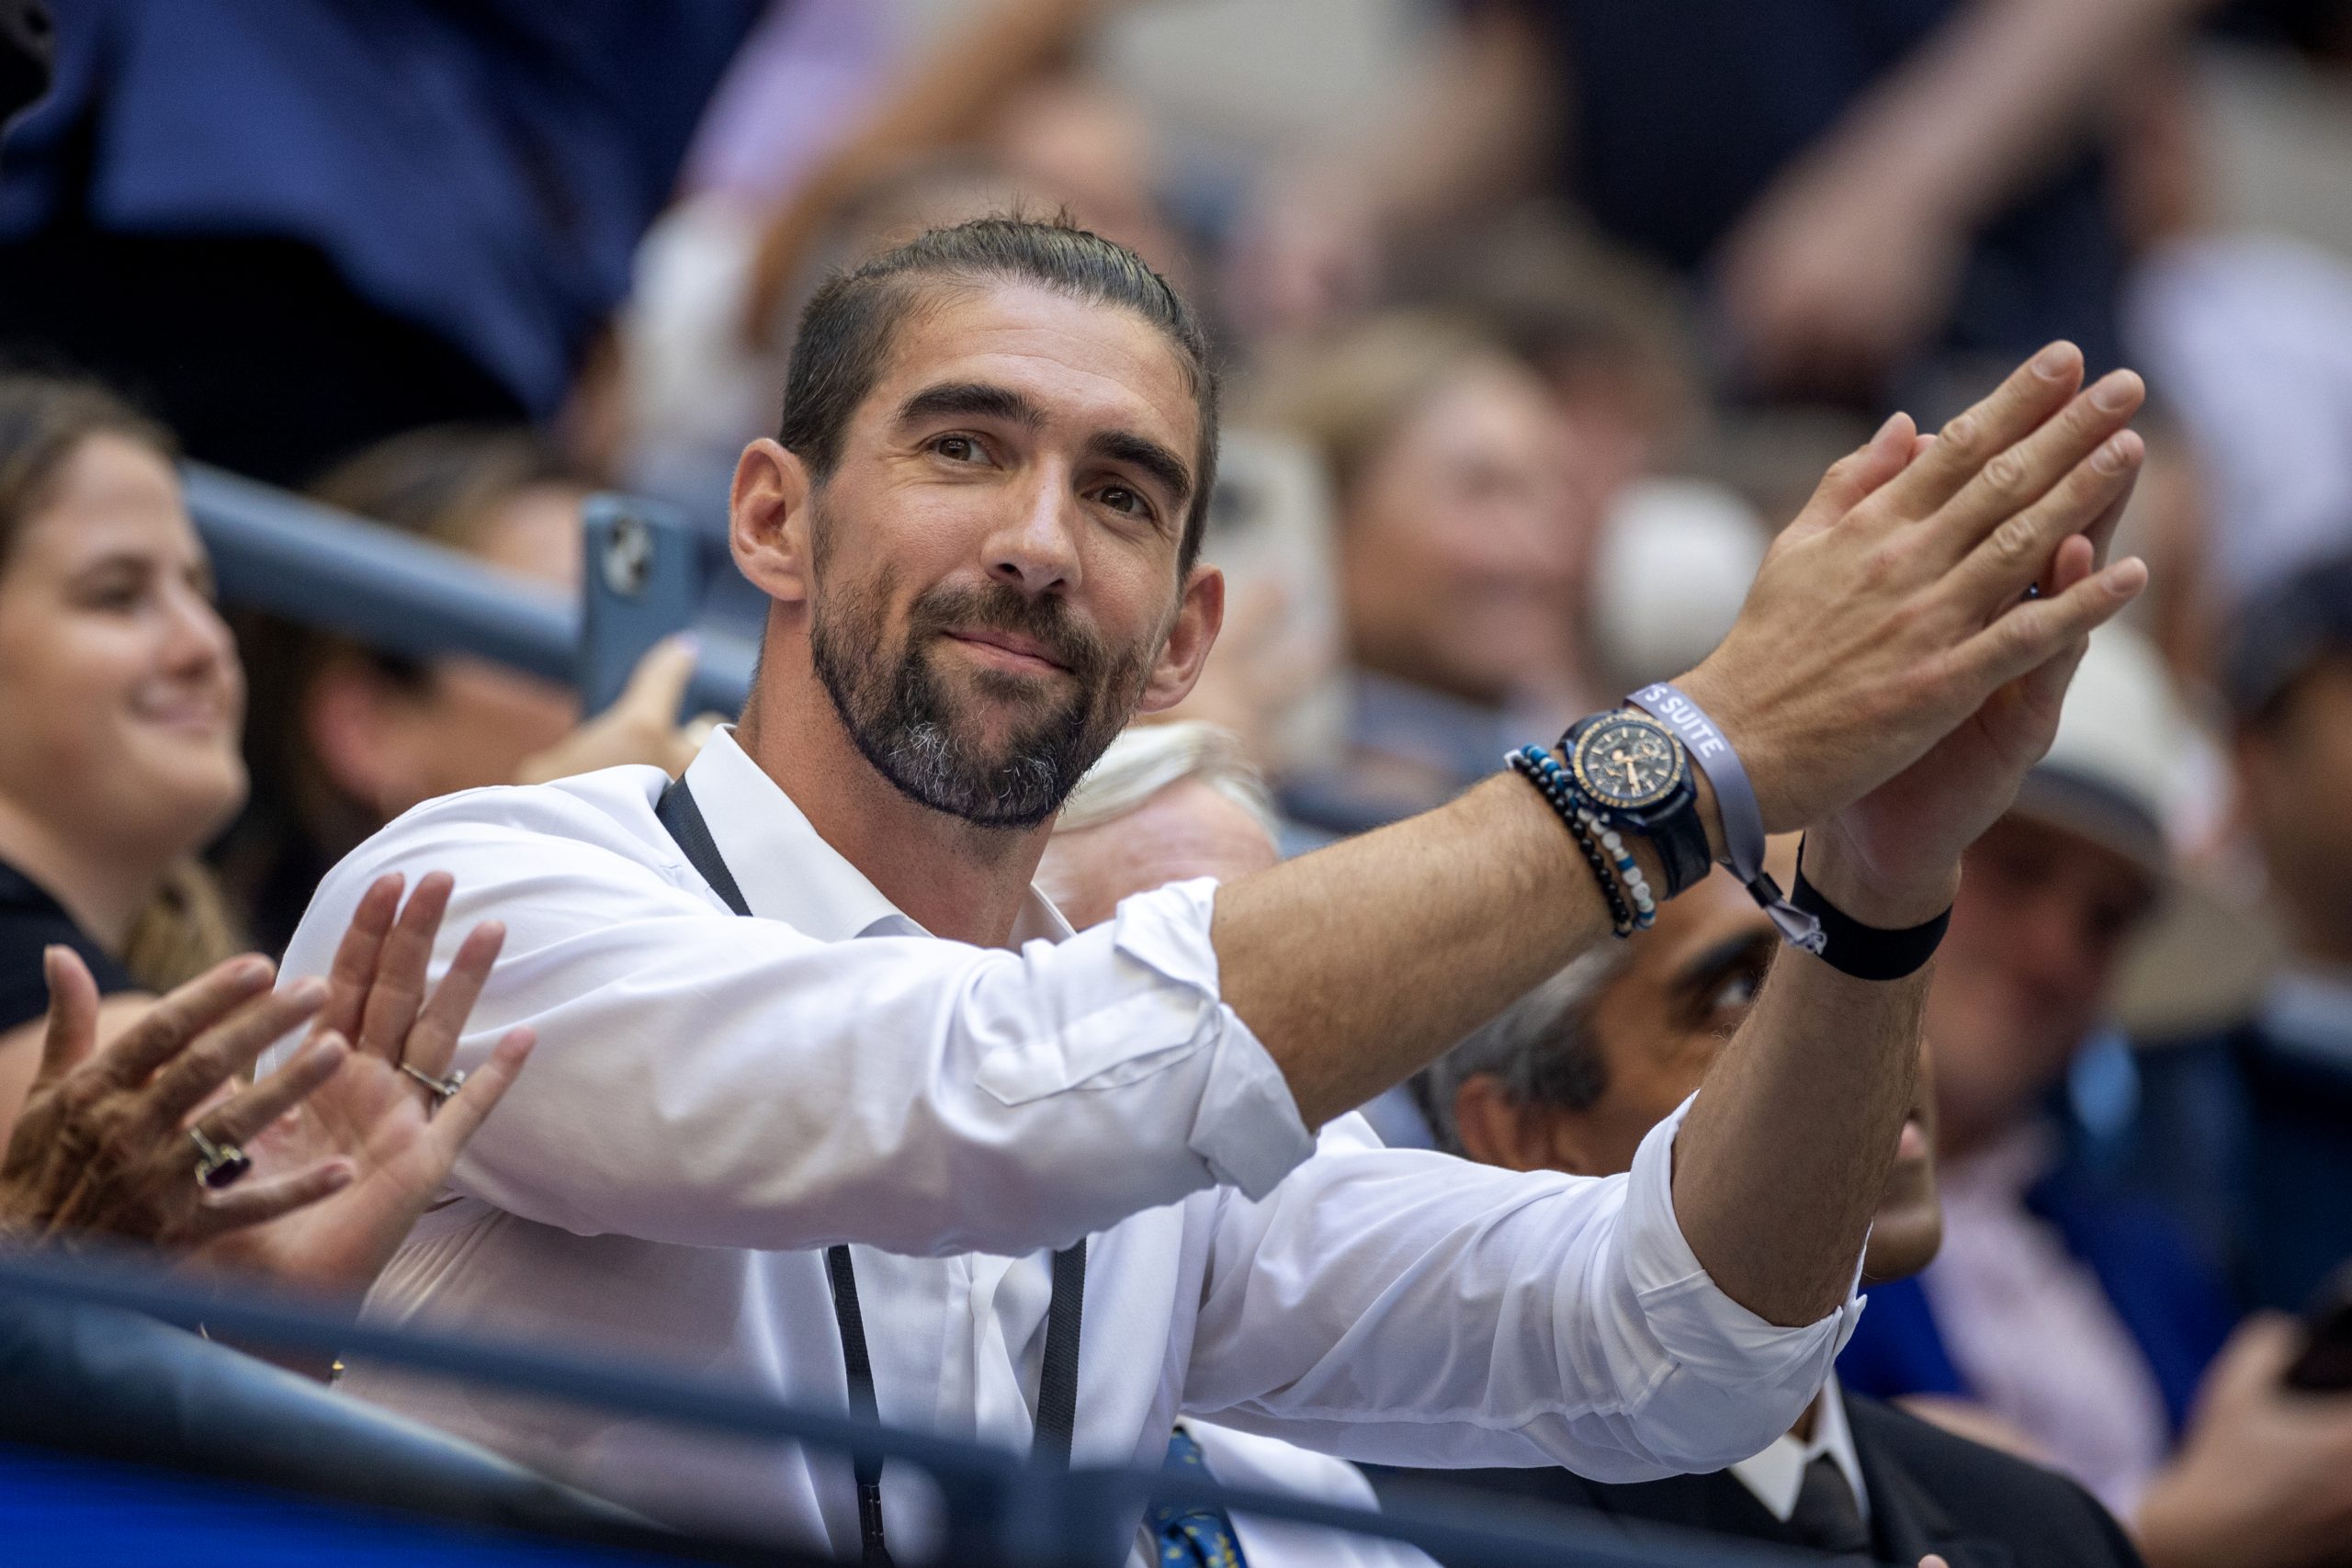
[1804,0,2207,229]
[1214,773,1614,1127]
[1669,841,1945,1326]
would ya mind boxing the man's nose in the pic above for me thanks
[985,473,1081,597]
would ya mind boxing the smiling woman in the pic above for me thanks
[0,376,249,1128]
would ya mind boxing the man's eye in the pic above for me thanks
[1096,486,1144,516]
[933,435,983,463]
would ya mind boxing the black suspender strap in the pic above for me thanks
[652,778,1085,1565]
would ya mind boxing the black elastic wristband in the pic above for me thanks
[1789,848,1951,981]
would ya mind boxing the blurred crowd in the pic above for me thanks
[6,2,2352,1565]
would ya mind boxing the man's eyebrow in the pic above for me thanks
[898,381,1045,429]
[1087,429,1194,512]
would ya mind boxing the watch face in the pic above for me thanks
[1571,715,1685,809]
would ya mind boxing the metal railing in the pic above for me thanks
[153,467,1828,1567]
[0,1248,1814,1568]
[184,464,755,719]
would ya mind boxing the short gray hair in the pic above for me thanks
[1054,721,1277,839]
[1413,947,1631,1157]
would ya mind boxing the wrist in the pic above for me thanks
[1802,825,1960,931]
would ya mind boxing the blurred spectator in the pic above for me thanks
[0,1,760,484]
[2113,553,2352,1314]
[2125,234,2352,615]
[1155,429,1350,788]
[622,34,1190,525]
[1835,625,2352,1564]
[1257,314,1595,831]
[227,425,712,954]
[1838,629,2231,1512]
[0,375,245,1123]
[1405,208,1703,505]
[1383,860,2141,1568]
[1236,0,2215,403]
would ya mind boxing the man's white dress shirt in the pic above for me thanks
[273,729,1861,1558]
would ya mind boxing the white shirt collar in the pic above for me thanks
[1726,1373,1870,1525]
[680,726,1073,945]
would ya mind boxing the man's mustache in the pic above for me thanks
[909,582,1110,681]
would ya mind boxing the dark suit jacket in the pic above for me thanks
[1371,1393,2143,1568]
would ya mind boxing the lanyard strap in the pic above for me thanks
[652,778,1087,1564]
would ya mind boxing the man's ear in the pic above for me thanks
[1452,1076,1609,1177]
[1136,562,1225,715]
[730,438,816,607]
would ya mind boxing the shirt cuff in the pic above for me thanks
[1618,1094,1866,1381]
[1127,880,1315,1199]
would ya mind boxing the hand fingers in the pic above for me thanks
[145,978,328,1127]
[35,946,102,1089]
[616,635,699,726]
[314,873,403,1045]
[1947,426,2143,610]
[191,1158,354,1239]
[1931,370,2144,561]
[1788,412,1917,539]
[1871,342,2085,517]
[421,1028,533,1159]
[356,872,455,1063]
[1952,556,2149,696]
[398,921,507,1079]
[95,954,277,1088]
[2078,450,2143,573]
[198,1033,348,1146]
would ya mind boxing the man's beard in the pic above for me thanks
[810,561,1159,829]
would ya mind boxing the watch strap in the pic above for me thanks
[1647,801,1712,898]
[1627,682,1823,950]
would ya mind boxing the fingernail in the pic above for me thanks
[2104,558,2148,592]
[1873,412,1905,442]
[2031,342,2075,378]
[2091,371,2140,412]
[674,633,701,657]
[2092,434,2130,473]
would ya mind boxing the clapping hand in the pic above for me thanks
[188,871,532,1300]
[1,949,356,1250]
[1682,342,2147,923]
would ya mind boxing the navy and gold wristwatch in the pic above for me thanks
[1561,710,1713,898]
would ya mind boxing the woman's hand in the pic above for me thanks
[514,636,719,784]
[0,949,357,1250]
[187,872,532,1301]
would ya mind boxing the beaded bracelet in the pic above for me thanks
[1511,745,1658,929]
[1507,745,1652,937]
